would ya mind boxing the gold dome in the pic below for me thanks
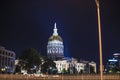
[48,35,63,42]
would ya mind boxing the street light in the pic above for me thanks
[95,0,103,80]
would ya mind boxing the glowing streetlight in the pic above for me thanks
[95,0,103,80]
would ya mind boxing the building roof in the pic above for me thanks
[48,35,63,42]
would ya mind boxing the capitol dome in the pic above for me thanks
[48,35,63,42]
[47,23,64,60]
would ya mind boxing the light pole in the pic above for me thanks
[95,0,103,80]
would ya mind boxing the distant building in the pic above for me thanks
[105,53,120,73]
[0,46,15,73]
[113,53,120,60]
[15,59,27,74]
[89,61,97,73]
[54,58,96,74]
[47,23,64,60]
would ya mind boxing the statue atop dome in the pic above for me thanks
[53,22,58,36]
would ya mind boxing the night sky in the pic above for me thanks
[0,0,120,65]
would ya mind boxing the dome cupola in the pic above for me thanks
[48,23,63,42]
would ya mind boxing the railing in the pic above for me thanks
[0,74,120,80]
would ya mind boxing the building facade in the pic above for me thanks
[54,58,96,74]
[47,23,64,60]
[0,46,15,73]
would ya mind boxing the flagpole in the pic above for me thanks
[95,0,103,80]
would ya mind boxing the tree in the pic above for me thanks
[15,65,21,73]
[41,57,56,74]
[61,68,67,74]
[67,67,70,74]
[15,59,27,74]
[20,48,41,73]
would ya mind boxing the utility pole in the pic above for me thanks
[95,0,103,80]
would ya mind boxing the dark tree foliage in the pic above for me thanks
[67,67,70,74]
[15,65,21,73]
[61,68,67,74]
[41,57,56,74]
[20,48,41,71]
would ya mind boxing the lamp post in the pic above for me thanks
[95,0,103,80]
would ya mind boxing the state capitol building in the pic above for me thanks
[47,23,96,74]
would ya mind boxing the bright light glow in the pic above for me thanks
[108,59,118,62]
